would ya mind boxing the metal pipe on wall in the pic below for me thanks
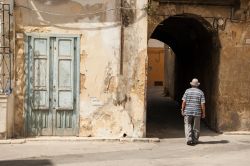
[120,0,124,75]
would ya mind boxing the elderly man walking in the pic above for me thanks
[181,78,205,145]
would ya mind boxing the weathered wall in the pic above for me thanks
[119,0,148,137]
[0,0,15,139]
[164,46,175,99]
[14,0,148,137]
[0,95,8,138]
[217,21,250,131]
[216,0,250,131]
[217,0,250,130]
[147,47,165,87]
[148,0,250,131]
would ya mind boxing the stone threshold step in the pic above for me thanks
[0,137,160,144]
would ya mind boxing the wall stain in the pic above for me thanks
[16,0,116,25]
[121,0,136,27]
[14,39,25,137]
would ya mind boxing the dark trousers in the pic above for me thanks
[184,115,201,143]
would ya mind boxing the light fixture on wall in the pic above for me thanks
[217,18,225,26]
[213,17,227,31]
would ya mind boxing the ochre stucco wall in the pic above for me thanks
[147,47,165,87]
[217,21,250,131]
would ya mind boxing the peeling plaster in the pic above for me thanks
[13,0,152,138]
[12,0,250,138]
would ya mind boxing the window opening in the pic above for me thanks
[0,3,12,94]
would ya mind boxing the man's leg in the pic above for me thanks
[184,116,193,144]
[193,116,201,143]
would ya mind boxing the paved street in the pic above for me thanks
[0,134,250,166]
[146,86,214,139]
[1,87,249,166]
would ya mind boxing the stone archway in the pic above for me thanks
[146,14,220,138]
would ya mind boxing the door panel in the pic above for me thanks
[33,59,49,109]
[58,39,73,57]
[54,38,75,135]
[27,36,78,136]
[58,60,72,87]
[29,37,52,136]
[56,111,73,128]
[33,39,49,110]
[58,91,73,108]
[34,38,47,56]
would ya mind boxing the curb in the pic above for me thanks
[0,137,160,144]
[0,139,26,144]
[223,131,250,135]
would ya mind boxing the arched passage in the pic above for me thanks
[146,14,220,138]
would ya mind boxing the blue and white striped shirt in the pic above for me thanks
[182,87,205,116]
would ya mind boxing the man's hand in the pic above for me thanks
[181,110,185,116]
[181,100,186,116]
[201,112,206,119]
[201,103,205,118]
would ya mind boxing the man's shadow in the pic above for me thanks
[198,140,229,144]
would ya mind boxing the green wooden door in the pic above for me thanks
[27,35,79,136]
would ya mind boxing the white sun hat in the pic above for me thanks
[190,78,200,87]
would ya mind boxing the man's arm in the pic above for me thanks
[181,100,186,116]
[201,103,205,118]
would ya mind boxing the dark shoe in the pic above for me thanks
[193,141,198,145]
[192,140,199,145]
[187,141,194,146]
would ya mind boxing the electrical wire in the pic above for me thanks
[14,3,250,24]
[15,5,144,16]
[150,13,250,23]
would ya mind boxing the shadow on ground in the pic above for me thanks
[0,160,53,166]
[198,140,229,144]
[146,87,219,139]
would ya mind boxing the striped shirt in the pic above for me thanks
[182,87,205,116]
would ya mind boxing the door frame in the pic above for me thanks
[24,33,80,137]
